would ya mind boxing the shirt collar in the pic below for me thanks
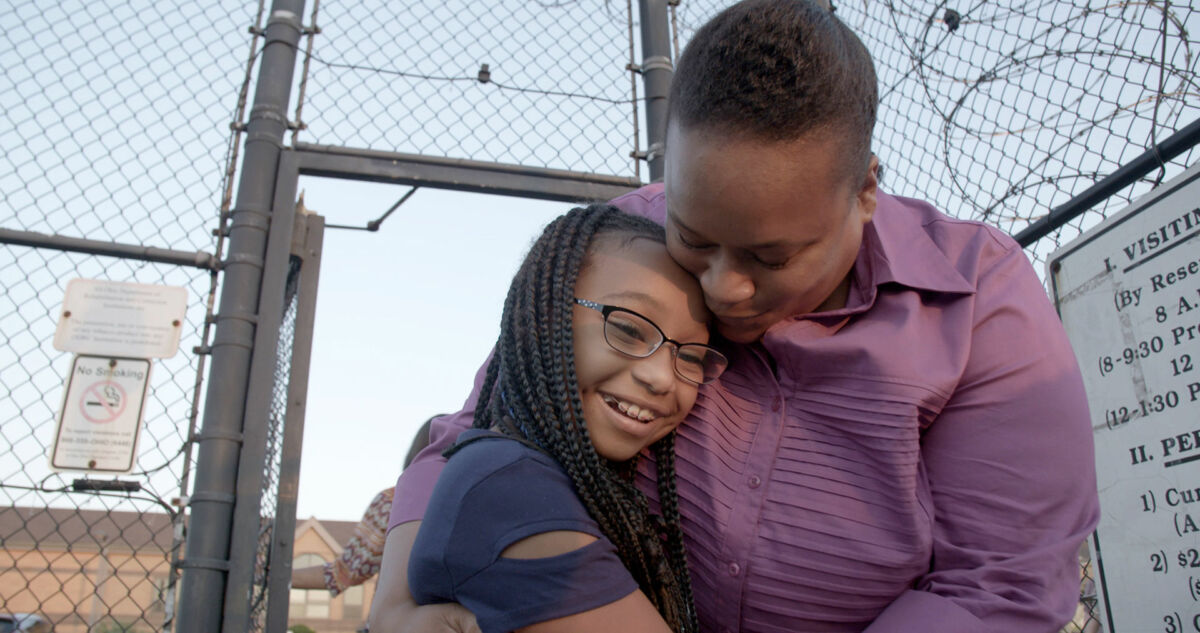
[857,191,976,297]
[797,191,975,327]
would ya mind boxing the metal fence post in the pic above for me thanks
[176,3,307,633]
[219,145,303,633]
[638,0,674,182]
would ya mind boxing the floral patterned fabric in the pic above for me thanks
[323,487,393,596]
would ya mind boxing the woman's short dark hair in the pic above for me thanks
[668,0,877,181]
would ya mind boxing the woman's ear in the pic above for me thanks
[855,154,880,225]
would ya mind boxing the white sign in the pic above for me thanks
[1049,161,1200,633]
[53,279,187,359]
[50,355,151,474]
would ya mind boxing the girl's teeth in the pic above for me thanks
[605,395,657,422]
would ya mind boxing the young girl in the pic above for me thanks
[405,205,727,633]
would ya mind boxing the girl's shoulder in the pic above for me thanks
[429,429,589,532]
[440,428,564,489]
[412,431,637,633]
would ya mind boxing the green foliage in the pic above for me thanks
[93,619,144,633]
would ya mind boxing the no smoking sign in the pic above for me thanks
[51,355,151,473]
[80,381,127,423]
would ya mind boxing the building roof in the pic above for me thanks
[321,519,357,547]
[1,505,363,559]
[0,505,176,554]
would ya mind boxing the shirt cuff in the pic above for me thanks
[863,590,984,633]
[387,459,443,530]
[322,563,342,596]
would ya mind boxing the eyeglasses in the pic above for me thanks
[574,298,729,385]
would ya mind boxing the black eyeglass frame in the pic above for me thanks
[573,298,728,385]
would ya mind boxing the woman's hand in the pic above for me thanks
[368,521,481,633]
[379,602,481,633]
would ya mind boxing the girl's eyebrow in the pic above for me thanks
[598,290,666,314]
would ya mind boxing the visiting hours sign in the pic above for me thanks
[1049,161,1200,632]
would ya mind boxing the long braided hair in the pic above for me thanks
[473,204,698,632]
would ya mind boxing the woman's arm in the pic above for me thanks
[368,521,481,633]
[372,524,671,633]
[864,243,1099,632]
[290,564,328,590]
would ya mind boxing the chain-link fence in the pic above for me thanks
[294,0,646,178]
[293,0,1200,273]
[844,0,1199,274]
[0,1,264,632]
[3,1,1197,633]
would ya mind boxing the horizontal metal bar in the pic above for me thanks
[179,557,232,572]
[1015,116,1200,247]
[0,227,217,269]
[294,142,643,203]
[72,479,142,493]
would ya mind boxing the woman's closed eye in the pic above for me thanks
[750,252,791,270]
[676,231,712,250]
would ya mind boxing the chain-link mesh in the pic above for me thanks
[854,0,1199,274]
[0,1,263,632]
[246,264,301,633]
[293,0,643,177]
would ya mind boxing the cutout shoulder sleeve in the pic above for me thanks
[409,439,639,633]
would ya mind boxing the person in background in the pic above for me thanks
[372,1,1100,631]
[291,418,434,595]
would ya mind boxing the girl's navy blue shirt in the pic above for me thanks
[408,429,638,633]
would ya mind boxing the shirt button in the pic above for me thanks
[748,475,761,488]
[728,562,741,576]
[771,397,782,412]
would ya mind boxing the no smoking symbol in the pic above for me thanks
[80,380,126,424]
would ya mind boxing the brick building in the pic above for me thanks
[0,506,374,633]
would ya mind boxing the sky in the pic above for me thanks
[292,177,572,521]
